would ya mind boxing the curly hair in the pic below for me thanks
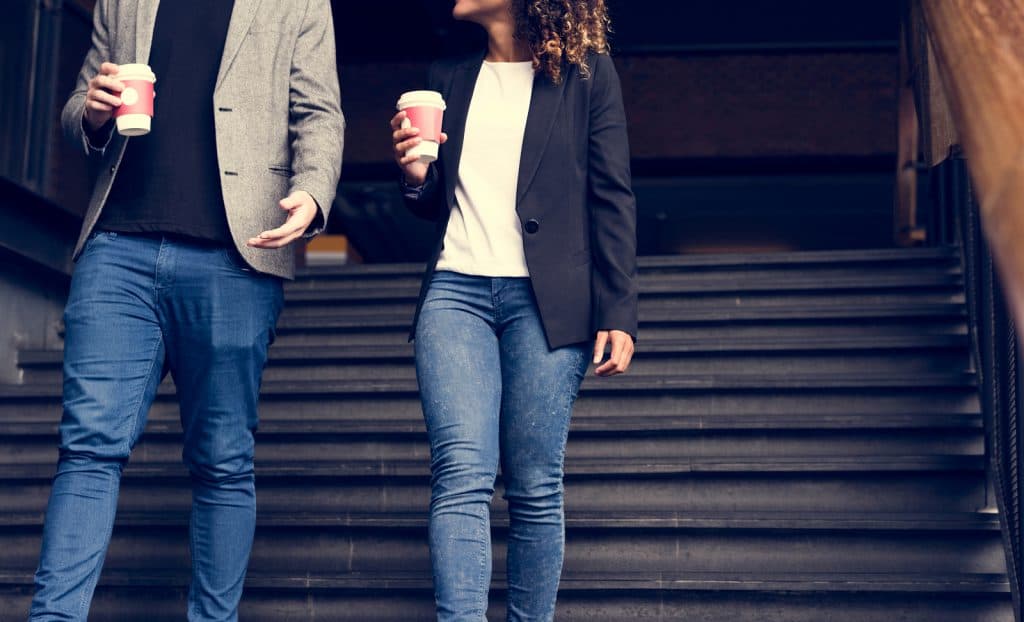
[511,0,611,84]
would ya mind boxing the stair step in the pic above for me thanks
[288,248,962,286]
[0,452,987,482]
[0,429,984,473]
[0,510,1001,531]
[16,333,972,367]
[279,290,968,320]
[633,247,960,268]
[284,294,966,321]
[17,334,973,384]
[0,585,1012,622]
[0,570,1007,594]
[0,529,1006,586]
[271,320,970,347]
[282,272,964,303]
[0,472,988,517]
[273,302,968,335]
[0,372,980,406]
[0,384,983,436]
[0,404,984,433]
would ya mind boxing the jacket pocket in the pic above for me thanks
[569,248,592,267]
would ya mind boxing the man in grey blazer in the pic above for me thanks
[29,1,343,620]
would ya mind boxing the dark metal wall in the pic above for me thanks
[1,0,93,216]
[0,1,40,186]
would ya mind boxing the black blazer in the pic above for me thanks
[403,51,638,350]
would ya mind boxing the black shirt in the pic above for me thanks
[99,0,236,245]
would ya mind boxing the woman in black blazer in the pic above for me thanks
[390,0,637,619]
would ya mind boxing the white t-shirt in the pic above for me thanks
[436,60,535,277]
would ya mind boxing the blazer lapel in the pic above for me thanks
[135,0,160,63]
[441,53,485,209]
[215,0,262,92]
[516,68,568,202]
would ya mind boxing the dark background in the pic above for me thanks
[1,0,901,261]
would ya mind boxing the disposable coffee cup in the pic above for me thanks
[113,63,156,137]
[397,90,446,163]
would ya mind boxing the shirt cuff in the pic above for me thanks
[399,175,426,200]
[83,117,115,154]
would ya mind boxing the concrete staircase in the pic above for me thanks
[0,247,1012,620]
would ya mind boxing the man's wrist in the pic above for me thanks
[83,113,114,150]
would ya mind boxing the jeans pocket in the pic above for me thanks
[220,246,256,273]
[81,230,118,257]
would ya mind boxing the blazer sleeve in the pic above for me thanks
[588,53,639,341]
[62,0,115,158]
[400,62,446,222]
[288,0,345,238]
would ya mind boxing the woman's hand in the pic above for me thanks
[593,329,634,376]
[391,110,446,186]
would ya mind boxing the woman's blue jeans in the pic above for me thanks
[414,271,589,621]
[29,231,283,622]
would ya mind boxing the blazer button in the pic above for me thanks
[524,219,540,234]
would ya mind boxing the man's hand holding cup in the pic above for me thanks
[84,62,157,137]
[84,62,124,131]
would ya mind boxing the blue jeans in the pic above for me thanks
[414,271,589,622]
[29,231,283,622]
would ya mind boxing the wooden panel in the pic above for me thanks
[922,0,1024,326]
[617,53,897,159]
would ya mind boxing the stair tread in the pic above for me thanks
[0,509,1001,531]
[0,454,986,480]
[0,569,1008,593]
[16,334,971,369]
[283,273,964,301]
[275,302,968,331]
[0,371,980,401]
[291,248,961,281]
[0,410,983,435]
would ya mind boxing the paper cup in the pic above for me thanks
[397,90,446,163]
[114,64,156,137]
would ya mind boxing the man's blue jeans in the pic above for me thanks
[29,231,283,622]
[414,271,589,621]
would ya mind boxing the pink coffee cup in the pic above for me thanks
[113,64,156,137]
[397,90,446,163]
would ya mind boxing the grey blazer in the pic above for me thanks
[63,0,345,279]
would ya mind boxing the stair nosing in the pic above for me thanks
[0,569,1007,594]
[283,274,966,301]
[0,510,1001,531]
[16,334,973,369]
[0,411,984,436]
[291,248,961,281]
[0,454,987,481]
[274,303,969,331]
[0,371,981,400]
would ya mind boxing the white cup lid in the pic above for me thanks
[397,90,445,111]
[116,63,156,83]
